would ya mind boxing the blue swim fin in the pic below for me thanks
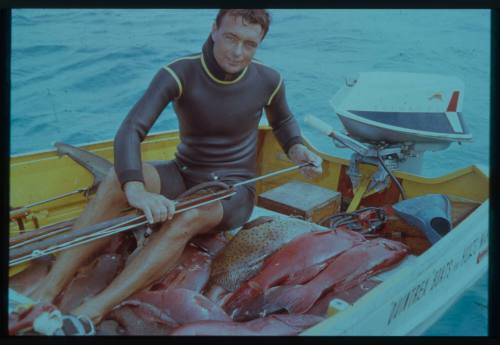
[392,194,452,244]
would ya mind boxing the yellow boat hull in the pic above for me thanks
[9,126,489,277]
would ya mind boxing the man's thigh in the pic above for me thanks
[145,160,187,199]
[217,185,256,231]
[145,162,255,231]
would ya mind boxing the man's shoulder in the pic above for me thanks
[166,53,201,66]
[251,59,282,86]
[163,53,201,75]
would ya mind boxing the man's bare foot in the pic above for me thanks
[71,299,106,325]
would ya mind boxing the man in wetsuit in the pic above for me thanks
[31,9,323,323]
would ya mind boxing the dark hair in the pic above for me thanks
[215,9,271,40]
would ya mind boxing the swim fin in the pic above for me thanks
[392,194,452,244]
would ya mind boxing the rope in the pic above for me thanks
[319,207,387,234]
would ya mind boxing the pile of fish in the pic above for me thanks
[9,215,409,336]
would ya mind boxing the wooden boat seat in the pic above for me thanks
[448,195,481,227]
[257,180,342,224]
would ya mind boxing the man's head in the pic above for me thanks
[211,9,271,74]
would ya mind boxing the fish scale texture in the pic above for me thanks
[206,216,327,292]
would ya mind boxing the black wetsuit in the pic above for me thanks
[114,36,303,230]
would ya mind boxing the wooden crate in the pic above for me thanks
[257,180,341,224]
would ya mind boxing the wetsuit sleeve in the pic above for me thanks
[114,68,180,189]
[264,79,304,154]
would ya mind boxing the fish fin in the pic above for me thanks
[241,216,274,230]
[222,281,263,317]
[267,284,318,315]
[53,142,66,157]
[230,284,318,321]
[284,263,327,286]
[54,142,112,188]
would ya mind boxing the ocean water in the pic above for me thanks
[10,9,490,335]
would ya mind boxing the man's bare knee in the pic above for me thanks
[93,168,127,206]
[176,207,202,225]
[160,209,202,240]
[162,203,223,240]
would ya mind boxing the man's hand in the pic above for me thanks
[287,143,323,179]
[124,181,176,224]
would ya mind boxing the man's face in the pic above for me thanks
[211,14,264,74]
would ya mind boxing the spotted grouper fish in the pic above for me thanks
[205,215,327,293]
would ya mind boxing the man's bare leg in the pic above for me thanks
[29,163,163,303]
[71,201,224,323]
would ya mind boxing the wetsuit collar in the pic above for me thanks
[201,35,248,84]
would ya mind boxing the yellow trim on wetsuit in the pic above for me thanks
[163,66,183,99]
[252,59,283,106]
[163,55,201,99]
[267,75,283,106]
[200,53,248,85]
[170,55,201,64]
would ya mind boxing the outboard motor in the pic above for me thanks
[306,71,472,196]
